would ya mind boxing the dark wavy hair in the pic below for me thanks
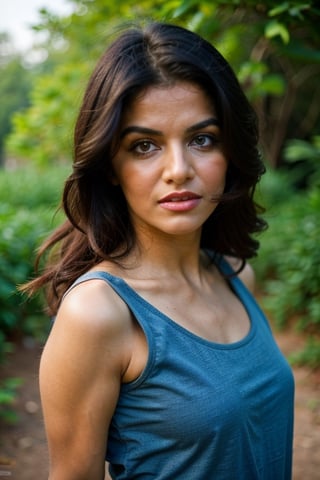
[23,21,267,315]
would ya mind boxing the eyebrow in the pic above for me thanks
[120,117,220,139]
[186,118,220,133]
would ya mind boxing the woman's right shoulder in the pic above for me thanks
[55,276,132,343]
[45,276,135,382]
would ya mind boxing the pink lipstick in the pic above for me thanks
[159,191,201,212]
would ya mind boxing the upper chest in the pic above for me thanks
[123,270,251,345]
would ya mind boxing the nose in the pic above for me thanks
[162,144,194,184]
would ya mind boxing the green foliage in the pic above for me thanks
[163,0,320,168]
[284,135,320,188]
[289,337,320,369]
[0,331,13,364]
[254,171,320,366]
[0,54,32,164]
[0,164,68,208]
[1,205,50,337]
[0,165,66,424]
[5,62,88,166]
[0,166,66,343]
[5,0,154,166]
[0,377,23,424]
[5,0,320,168]
[238,61,286,101]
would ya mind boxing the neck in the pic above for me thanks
[120,228,207,282]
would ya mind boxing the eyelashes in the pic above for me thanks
[189,133,220,149]
[129,133,221,157]
[130,140,160,155]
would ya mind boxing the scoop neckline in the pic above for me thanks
[85,265,256,351]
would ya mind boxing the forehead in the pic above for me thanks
[121,82,216,127]
[138,82,208,101]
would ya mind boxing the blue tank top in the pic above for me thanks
[69,257,294,479]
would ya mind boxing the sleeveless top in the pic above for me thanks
[67,257,294,479]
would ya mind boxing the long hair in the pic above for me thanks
[23,22,267,315]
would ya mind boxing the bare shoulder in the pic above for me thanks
[57,278,131,335]
[39,278,133,478]
[42,279,132,392]
[46,278,135,374]
[224,256,256,294]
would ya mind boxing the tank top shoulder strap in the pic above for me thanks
[62,270,158,338]
[204,250,235,276]
[63,254,236,302]
[205,251,254,300]
[63,270,133,302]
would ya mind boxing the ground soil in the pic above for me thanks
[0,328,319,480]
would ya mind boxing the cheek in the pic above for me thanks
[204,157,228,191]
[116,166,151,199]
[119,162,160,192]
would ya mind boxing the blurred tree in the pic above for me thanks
[0,33,32,166]
[4,0,320,169]
[157,0,320,168]
[4,0,154,165]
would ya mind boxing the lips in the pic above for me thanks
[158,191,202,212]
[159,191,201,203]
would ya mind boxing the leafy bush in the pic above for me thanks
[0,166,66,344]
[0,204,51,339]
[254,169,320,367]
[0,163,67,424]
[0,377,23,424]
[284,135,320,189]
[0,164,69,209]
[289,338,320,369]
[261,192,319,328]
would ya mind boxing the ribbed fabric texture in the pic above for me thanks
[68,258,294,479]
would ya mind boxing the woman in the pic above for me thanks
[24,22,294,479]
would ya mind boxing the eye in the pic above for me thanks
[190,133,219,149]
[131,140,159,155]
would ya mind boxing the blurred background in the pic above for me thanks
[0,1,319,478]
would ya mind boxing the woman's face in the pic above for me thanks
[112,82,228,241]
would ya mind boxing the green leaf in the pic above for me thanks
[284,138,320,163]
[284,140,317,162]
[289,4,311,20]
[172,0,199,18]
[269,2,290,17]
[265,20,290,44]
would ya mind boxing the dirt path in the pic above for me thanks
[0,329,319,479]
